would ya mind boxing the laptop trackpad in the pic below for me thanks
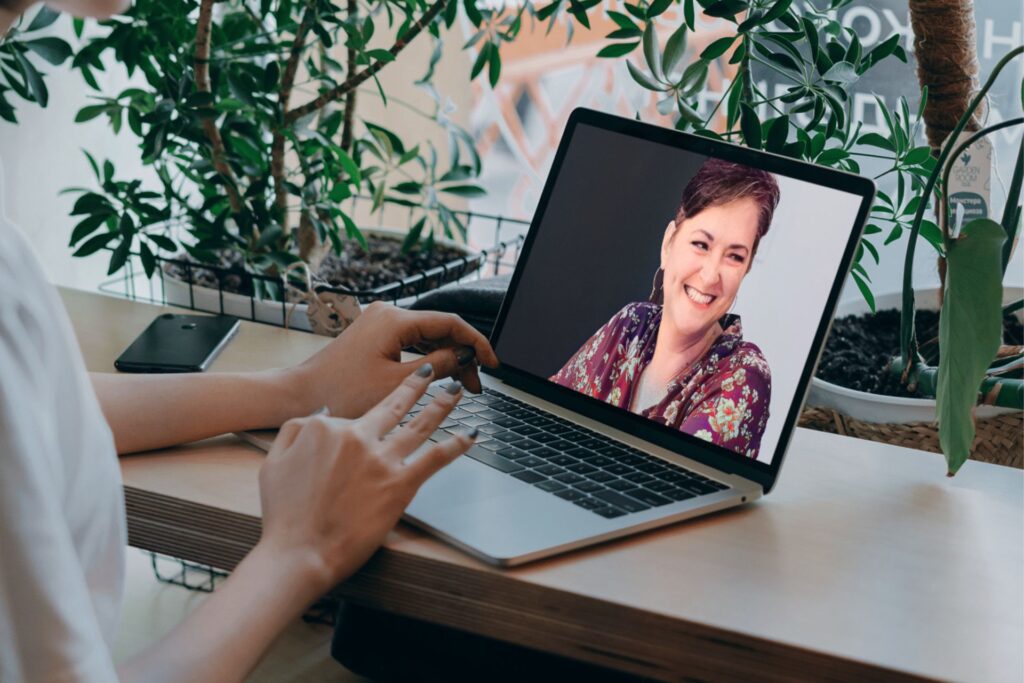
[408,454,524,510]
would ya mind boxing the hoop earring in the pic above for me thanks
[648,267,664,305]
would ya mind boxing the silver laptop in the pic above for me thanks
[407,109,874,566]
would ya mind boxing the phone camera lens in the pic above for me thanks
[181,323,197,330]
[161,313,174,319]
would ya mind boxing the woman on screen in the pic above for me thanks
[551,158,778,459]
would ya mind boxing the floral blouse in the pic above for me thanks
[550,302,771,459]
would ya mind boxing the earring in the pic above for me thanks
[648,267,664,305]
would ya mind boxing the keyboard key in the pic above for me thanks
[497,447,529,460]
[647,480,675,492]
[553,472,585,485]
[439,419,457,430]
[512,425,541,436]
[546,424,572,435]
[477,409,504,421]
[448,409,473,421]
[580,438,606,450]
[573,497,602,510]
[593,506,627,518]
[627,489,673,507]
[550,440,576,451]
[587,455,615,468]
[548,454,578,466]
[535,480,566,492]
[680,481,718,495]
[477,423,502,435]
[574,481,605,493]
[512,470,545,484]
[517,456,547,468]
[566,447,594,459]
[494,417,520,428]
[461,416,488,428]
[607,479,638,491]
[464,447,522,473]
[535,464,565,476]
[507,438,535,449]
[478,440,503,451]
[462,403,489,414]
[593,490,651,513]
[623,471,655,484]
[531,432,559,444]
[566,462,598,475]
[603,463,633,476]
[589,471,616,483]
[555,489,585,502]
[507,409,533,420]
[533,447,561,459]
[663,487,697,501]
[634,461,670,474]
[474,394,503,406]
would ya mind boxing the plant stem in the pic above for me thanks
[340,0,358,152]
[194,0,243,215]
[285,0,450,124]
[272,4,314,234]
[899,46,1024,370]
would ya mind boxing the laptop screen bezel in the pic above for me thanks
[485,107,875,494]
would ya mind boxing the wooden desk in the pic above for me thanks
[64,287,1024,682]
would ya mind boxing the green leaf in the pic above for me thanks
[402,216,427,252]
[25,38,72,66]
[903,145,932,166]
[765,116,789,152]
[820,61,858,84]
[850,269,875,313]
[488,46,501,87]
[107,235,133,275]
[937,218,1007,475]
[858,132,893,152]
[739,103,761,149]
[597,41,639,58]
[72,231,118,257]
[139,242,156,279]
[700,35,735,61]
[662,22,688,75]
[25,6,60,32]
[626,60,666,91]
[13,50,47,107]
[642,23,664,82]
[69,213,108,246]
[646,0,671,18]
[440,184,487,197]
[683,0,695,30]
[148,234,177,252]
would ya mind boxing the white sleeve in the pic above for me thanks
[0,320,119,682]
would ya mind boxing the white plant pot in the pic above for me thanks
[806,287,1022,424]
[161,228,482,334]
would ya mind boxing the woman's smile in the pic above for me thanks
[683,284,717,307]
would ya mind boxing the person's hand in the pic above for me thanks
[288,302,499,419]
[257,362,474,591]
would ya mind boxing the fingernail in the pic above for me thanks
[415,363,433,378]
[445,381,463,395]
[455,346,475,367]
[467,427,479,439]
[312,405,330,416]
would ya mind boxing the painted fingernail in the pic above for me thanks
[455,346,475,367]
[415,363,433,378]
[467,427,479,439]
[445,381,463,395]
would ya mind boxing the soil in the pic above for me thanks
[816,308,1023,397]
[164,233,476,299]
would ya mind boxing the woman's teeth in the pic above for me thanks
[685,285,715,305]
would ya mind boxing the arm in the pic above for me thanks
[119,364,475,683]
[678,357,771,458]
[93,303,499,454]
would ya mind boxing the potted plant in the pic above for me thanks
[61,0,492,328]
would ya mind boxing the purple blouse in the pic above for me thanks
[550,302,771,459]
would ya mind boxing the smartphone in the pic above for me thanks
[114,313,240,373]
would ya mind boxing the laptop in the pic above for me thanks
[397,108,875,566]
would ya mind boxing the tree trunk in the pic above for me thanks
[907,0,982,152]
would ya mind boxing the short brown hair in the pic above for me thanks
[674,158,780,257]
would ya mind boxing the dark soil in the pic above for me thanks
[164,233,476,299]
[816,308,1023,397]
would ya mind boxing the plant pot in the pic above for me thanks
[801,287,1023,468]
[162,228,484,334]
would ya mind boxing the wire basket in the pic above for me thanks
[99,201,528,332]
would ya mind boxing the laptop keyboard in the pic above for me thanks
[406,386,729,519]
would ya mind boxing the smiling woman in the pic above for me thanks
[550,159,780,458]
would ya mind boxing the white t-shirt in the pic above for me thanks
[0,215,125,681]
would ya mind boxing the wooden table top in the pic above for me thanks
[63,286,1024,682]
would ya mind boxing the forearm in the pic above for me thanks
[91,369,318,454]
[118,542,330,683]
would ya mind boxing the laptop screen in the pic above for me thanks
[493,119,867,468]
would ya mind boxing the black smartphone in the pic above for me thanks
[114,314,240,373]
